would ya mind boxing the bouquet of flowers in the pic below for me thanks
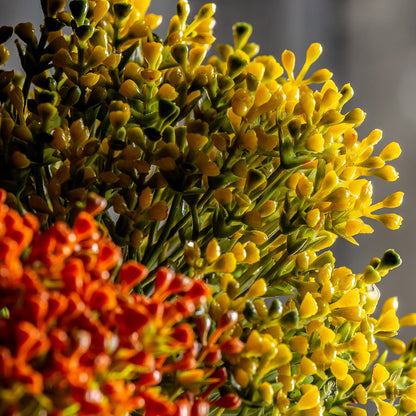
[0,0,415,415]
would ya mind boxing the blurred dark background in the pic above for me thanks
[1,0,415,340]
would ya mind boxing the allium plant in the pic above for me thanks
[0,0,415,415]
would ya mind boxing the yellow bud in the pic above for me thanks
[244,242,260,264]
[300,356,317,376]
[371,213,403,230]
[52,48,73,67]
[346,406,367,416]
[138,187,152,211]
[308,68,332,84]
[87,45,108,67]
[129,21,149,38]
[112,193,127,214]
[80,72,100,87]
[254,83,271,106]
[348,387,365,408]
[400,397,416,413]
[246,279,267,298]
[281,49,295,79]
[242,129,258,153]
[147,201,169,221]
[234,368,249,388]
[379,142,401,161]
[380,337,406,354]
[124,62,142,83]
[299,292,318,319]
[109,109,130,130]
[274,344,292,367]
[213,253,236,273]
[318,326,335,345]
[206,238,221,263]
[187,133,208,150]
[141,68,162,84]
[297,385,320,410]
[0,44,10,65]
[242,210,262,228]
[372,165,399,181]
[103,54,121,69]
[11,150,30,168]
[258,382,274,404]
[247,61,265,80]
[290,335,309,355]
[231,88,252,117]
[306,133,324,152]
[119,79,140,98]
[99,171,119,184]
[376,309,400,333]
[231,242,246,262]
[337,374,354,393]
[306,208,321,228]
[300,92,315,119]
[189,47,207,72]
[142,42,163,69]
[331,288,360,309]
[258,200,277,217]
[375,399,397,416]
[380,192,404,209]
[306,43,323,66]
[372,363,390,385]
[246,330,263,353]
[330,357,349,380]
[158,83,178,100]
[296,174,313,198]
[400,313,416,327]
[261,333,278,355]
[246,230,267,245]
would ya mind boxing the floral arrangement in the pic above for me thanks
[0,0,415,415]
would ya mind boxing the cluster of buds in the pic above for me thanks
[0,0,415,415]
[0,189,245,415]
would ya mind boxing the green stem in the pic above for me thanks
[143,193,182,269]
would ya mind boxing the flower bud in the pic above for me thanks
[69,0,89,25]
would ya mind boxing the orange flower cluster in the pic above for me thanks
[0,189,242,416]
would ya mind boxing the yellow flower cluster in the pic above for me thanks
[0,0,414,415]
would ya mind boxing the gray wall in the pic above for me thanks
[1,0,415,341]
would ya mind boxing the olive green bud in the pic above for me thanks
[184,241,201,266]
[269,299,283,317]
[75,24,94,42]
[196,3,216,20]
[217,74,234,91]
[339,83,354,107]
[63,85,81,106]
[69,0,89,25]
[0,26,13,44]
[171,43,188,69]
[362,265,381,284]
[245,168,266,192]
[90,27,108,48]
[376,249,402,276]
[227,54,247,79]
[113,2,133,20]
[280,309,299,329]
[47,0,67,16]
[233,22,252,50]
[176,0,190,25]
[15,22,37,46]
[0,45,10,66]
[243,300,258,321]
